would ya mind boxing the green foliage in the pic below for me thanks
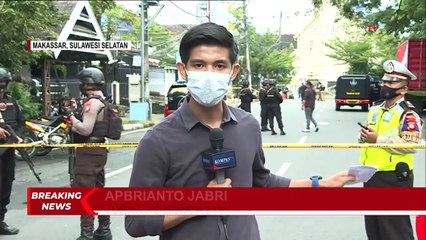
[325,25,402,76]
[101,5,177,67]
[7,82,41,119]
[228,5,295,86]
[312,0,425,38]
[89,0,116,24]
[0,1,63,72]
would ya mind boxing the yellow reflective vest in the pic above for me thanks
[359,102,414,171]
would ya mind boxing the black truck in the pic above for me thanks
[335,74,381,111]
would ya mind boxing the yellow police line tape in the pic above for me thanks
[1,143,425,149]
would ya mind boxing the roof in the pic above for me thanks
[163,24,195,36]
[279,34,297,49]
[52,1,112,62]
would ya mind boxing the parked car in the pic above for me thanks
[164,80,188,117]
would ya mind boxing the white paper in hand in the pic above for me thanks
[347,165,378,184]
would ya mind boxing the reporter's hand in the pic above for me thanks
[320,171,356,187]
[0,127,10,139]
[207,178,232,188]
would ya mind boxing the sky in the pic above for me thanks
[116,0,315,35]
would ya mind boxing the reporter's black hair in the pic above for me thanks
[179,22,239,65]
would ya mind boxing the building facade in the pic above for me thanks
[294,4,350,86]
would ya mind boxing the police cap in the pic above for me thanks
[382,60,417,82]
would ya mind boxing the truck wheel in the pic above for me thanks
[335,104,341,111]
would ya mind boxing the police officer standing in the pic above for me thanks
[358,60,423,240]
[0,67,21,235]
[238,81,257,113]
[265,80,285,135]
[259,80,270,131]
[66,67,112,240]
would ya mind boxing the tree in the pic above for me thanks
[7,82,41,119]
[325,24,402,75]
[0,1,63,72]
[228,4,294,86]
[312,0,425,38]
[89,0,116,25]
[101,5,177,67]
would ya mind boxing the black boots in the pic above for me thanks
[0,222,19,235]
[261,126,270,131]
[93,223,112,240]
[76,227,94,240]
[271,129,286,135]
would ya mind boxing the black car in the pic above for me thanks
[335,74,380,111]
[164,81,188,117]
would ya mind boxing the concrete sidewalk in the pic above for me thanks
[121,98,242,131]
[121,113,164,131]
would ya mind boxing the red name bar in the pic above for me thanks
[27,187,426,215]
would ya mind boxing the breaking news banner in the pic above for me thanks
[27,40,132,51]
[27,188,426,216]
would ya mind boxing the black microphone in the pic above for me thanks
[395,162,410,181]
[202,128,236,184]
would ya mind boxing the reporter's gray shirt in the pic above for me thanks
[125,97,291,240]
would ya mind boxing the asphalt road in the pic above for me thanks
[5,98,426,240]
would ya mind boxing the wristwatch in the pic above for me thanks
[310,176,323,187]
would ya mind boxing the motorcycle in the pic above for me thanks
[15,115,71,159]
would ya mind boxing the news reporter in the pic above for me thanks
[125,22,355,240]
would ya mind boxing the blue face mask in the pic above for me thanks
[186,70,233,107]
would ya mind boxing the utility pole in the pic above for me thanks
[207,0,211,22]
[243,0,252,87]
[140,0,148,104]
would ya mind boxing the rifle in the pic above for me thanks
[68,133,75,186]
[0,115,42,184]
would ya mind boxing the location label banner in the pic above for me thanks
[27,188,426,215]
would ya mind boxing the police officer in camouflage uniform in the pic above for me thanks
[0,67,21,235]
[238,81,257,113]
[259,80,270,131]
[67,67,111,240]
[265,80,285,135]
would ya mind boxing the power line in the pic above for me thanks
[167,0,203,18]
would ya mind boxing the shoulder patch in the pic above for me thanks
[400,111,421,143]
[83,101,92,112]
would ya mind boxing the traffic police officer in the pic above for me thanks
[67,67,112,240]
[358,60,423,240]
[265,80,285,135]
[238,81,257,113]
[259,80,270,131]
[0,67,21,235]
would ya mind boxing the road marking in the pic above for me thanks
[275,162,291,177]
[105,164,133,178]
[298,136,307,143]
[317,122,330,125]
[122,128,150,136]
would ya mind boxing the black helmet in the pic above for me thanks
[269,80,277,86]
[0,67,11,82]
[261,80,269,87]
[77,67,105,86]
[242,81,249,87]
